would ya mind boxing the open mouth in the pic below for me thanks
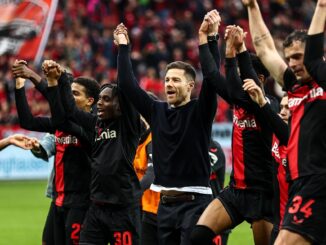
[166,91,176,96]
[97,108,104,116]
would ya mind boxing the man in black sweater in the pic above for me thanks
[113,9,220,245]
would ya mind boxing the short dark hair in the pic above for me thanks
[250,53,270,79]
[100,82,118,98]
[73,76,100,104]
[166,61,196,81]
[283,30,307,49]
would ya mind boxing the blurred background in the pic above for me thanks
[0,0,321,244]
[0,0,320,178]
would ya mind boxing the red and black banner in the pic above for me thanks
[0,0,58,64]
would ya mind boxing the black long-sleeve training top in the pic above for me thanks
[15,85,92,208]
[52,73,141,206]
[118,44,217,188]
[304,32,326,88]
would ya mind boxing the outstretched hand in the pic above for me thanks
[12,60,27,88]
[113,23,129,46]
[12,60,32,79]
[224,25,247,52]
[42,60,62,85]
[199,10,221,36]
[12,60,42,86]
[242,79,266,107]
[9,134,34,150]
[29,138,41,151]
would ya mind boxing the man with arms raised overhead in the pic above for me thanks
[243,0,326,244]
[114,10,220,245]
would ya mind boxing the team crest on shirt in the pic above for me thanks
[95,129,117,141]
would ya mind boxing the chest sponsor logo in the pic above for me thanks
[96,129,117,141]
[288,87,324,108]
[233,115,257,129]
[55,135,78,145]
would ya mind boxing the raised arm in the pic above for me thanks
[243,79,288,145]
[303,0,326,86]
[44,61,93,145]
[114,24,154,123]
[242,0,287,86]
[12,60,48,98]
[13,70,54,133]
[224,26,256,110]
[52,66,95,131]
[307,0,326,35]
[198,10,232,106]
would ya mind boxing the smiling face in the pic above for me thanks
[164,68,194,107]
[96,87,121,121]
[284,41,311,82]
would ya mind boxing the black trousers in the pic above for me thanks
[157,193,212,245]
[141,211,159,245]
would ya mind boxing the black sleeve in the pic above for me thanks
[304,33,326,89]
[199,43,233,104]
[208,40,220,70]
[31,145,49,161]
[58,72,96,131]
[34,79,49,99]
[197,44,219,124]
[260,103,289,145]
[118,44,154,124]
[46,86,93,145]
[283,68,297,92]
[237,51,261,86]
[225,58,258,111]
[15,87,54,133]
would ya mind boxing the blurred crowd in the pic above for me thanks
[0,0,318,125]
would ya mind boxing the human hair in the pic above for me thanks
[100,82,118,98]
[283,30,307,49]
[166,61,196,81]
[73,76,100,105]
[282,92,288,98]
[250,53,270,79]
